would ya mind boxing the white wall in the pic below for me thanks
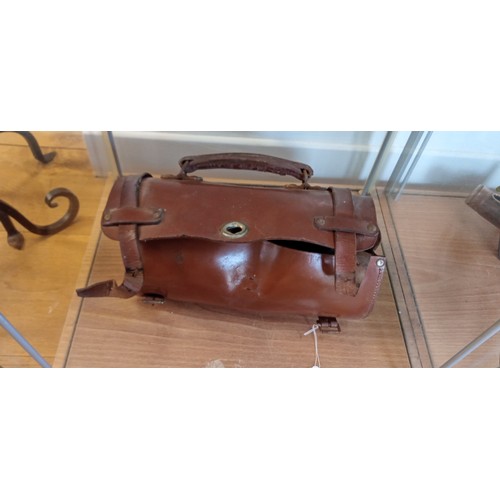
[83,131,500,191]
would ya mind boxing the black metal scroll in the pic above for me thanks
[0,189,80,249]
[0,132,80,249]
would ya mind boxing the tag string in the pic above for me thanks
[303,324,321,368]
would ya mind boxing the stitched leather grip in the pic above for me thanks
[178,153,314,182]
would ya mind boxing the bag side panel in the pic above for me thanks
[140,239,385,318]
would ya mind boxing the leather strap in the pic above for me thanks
[313,215,378,236]
[330,188,358,296]
[102,207,164,226]
[178,153,313,184]
[77,174,151,298]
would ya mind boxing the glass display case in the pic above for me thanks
[371,132,500,367]
[81,130,499,368]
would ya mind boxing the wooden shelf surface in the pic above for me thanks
[379,190,500,368]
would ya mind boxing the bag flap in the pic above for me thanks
[101,177,380,252]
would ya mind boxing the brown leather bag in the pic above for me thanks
[77,153,386,330]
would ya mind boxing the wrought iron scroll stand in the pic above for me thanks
[0,131,80,250]
[1,132,81,368]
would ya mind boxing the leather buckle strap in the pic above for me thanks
[102,207,164,226]
[77,278,137,298]
[314,215,378,236]
[77,174,151,298]
[329,188,358,297]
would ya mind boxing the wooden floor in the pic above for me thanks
[0,132,106,367]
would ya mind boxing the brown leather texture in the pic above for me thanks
[466,184,500,229]
[77,153,386,320]
[178,152,313,183]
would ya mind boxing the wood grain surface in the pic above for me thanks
[62,233,409,368]
[0,134,105,367]
[0,131,86,150]
[387,192,500,367]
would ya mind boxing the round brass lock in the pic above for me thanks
[221,221,249,239]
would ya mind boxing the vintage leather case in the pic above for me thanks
[77,153,386,326]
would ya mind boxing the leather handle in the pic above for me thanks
[178,153,314,183]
